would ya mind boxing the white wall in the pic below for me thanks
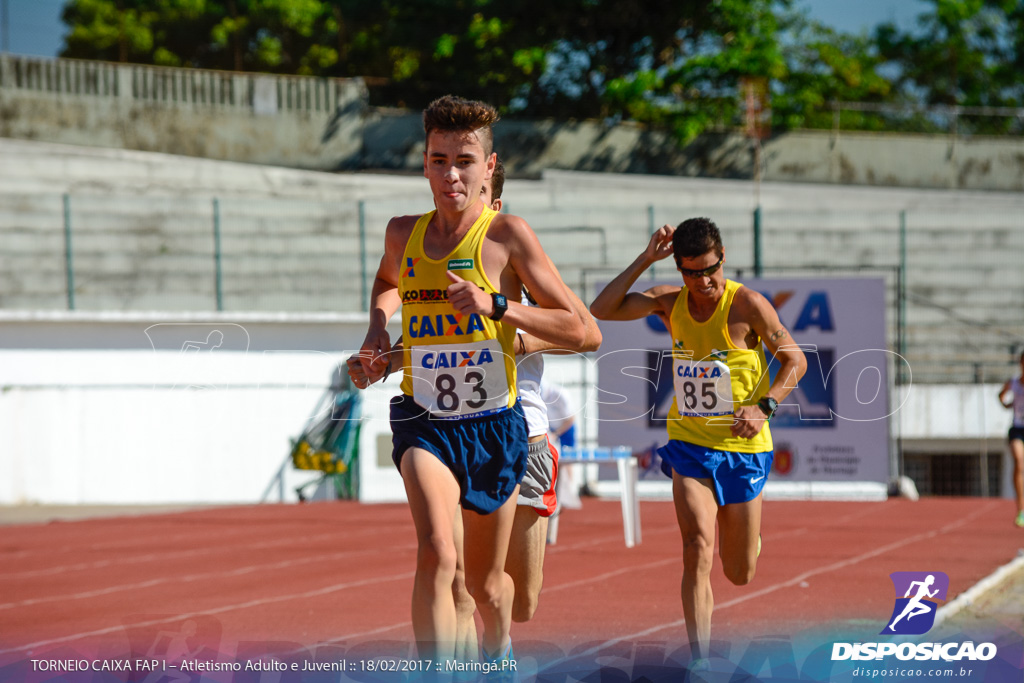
[0,312,402,505]
[897,383,1018,500]
[897,384,1010,440]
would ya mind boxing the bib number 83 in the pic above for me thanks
[435,371,487,412]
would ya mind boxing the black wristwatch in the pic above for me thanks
[757,396,778,419]
[489,292,508,321]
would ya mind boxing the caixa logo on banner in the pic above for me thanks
[831,571,997,663]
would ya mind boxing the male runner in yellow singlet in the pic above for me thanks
[590,218,806,665]
[350,158,602,662]
[352,95,585,665]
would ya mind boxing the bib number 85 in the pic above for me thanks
[681,379,718,411]
[673,358,733,417]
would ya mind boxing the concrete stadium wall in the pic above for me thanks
[3,55,1024,190]
[0,90,364,170]
[0,312,402,505]
[3,137,1023,383]
[0,55,367,171]
[763,130,1024,191]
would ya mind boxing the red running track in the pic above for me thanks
[1,497,1022,678]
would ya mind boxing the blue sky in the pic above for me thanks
[799,0,926,35]
[2,0,928,59]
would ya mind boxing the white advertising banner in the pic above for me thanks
[594,277,894,485]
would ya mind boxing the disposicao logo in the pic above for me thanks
[831,571,997,663]
[882,571,947,635]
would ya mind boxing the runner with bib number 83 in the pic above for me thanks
[350,95,586,667]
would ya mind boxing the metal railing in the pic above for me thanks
[829,100,1024,136]
[0,53,362,114]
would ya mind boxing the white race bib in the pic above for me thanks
[411,340,510,417]
[673,358,734,417]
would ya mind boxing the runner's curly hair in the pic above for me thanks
[423,95,499,155]
[672,217,724,267]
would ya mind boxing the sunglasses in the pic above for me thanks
[678,256,724,279]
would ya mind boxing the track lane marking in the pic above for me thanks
[544,501,1000,664]
[0,526,388,580]
[0,570,417,655]
[0,544,417,611]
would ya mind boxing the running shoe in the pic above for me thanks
[1015,511,1024,528]
[688,657,713,683]
[485,641,516,683]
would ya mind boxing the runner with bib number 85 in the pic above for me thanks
[590,217,807,668]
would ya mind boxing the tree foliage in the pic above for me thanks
[59,0,1024,138]
[772,17,893,132]
[874,0,1024,134]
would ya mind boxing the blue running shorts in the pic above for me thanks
[658,439,773,505]
[390,394,528,514]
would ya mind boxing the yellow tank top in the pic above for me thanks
[666,279,773,453]
[399,207,518,417]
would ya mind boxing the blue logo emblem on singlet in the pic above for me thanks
[403,257,419,278]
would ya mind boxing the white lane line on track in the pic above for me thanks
[282,533,685,655]
[0,521,666,654]
[0,543,417,611]
[4,508,402,560]
[4,525,266,560]
[549,524,678,553]
[0,570,417,656]
[288,622,417,657]
[543,499,895,597]
[0,525,388,580]
[328,622,415,643]
[545,558,680,593]
[546,500,1000,664]
[286,501,904,654]
[0,498,918,657]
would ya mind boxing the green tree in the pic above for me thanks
[61,0,159,63]
[59,0,805,140]
[70,1,1024,140]
[874,0,1023,134]
[61,0,339,74]
[773,18,894,132]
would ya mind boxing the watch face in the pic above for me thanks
[490,292,508,320]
